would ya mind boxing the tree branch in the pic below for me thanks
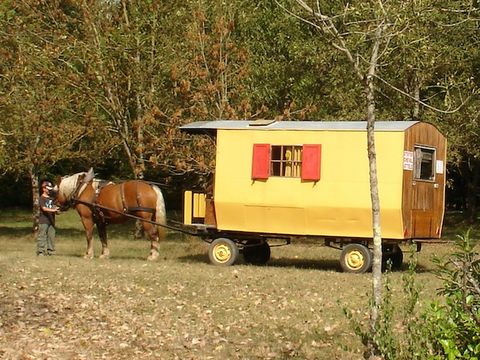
[277,0,365,81]
[373,74,478,114]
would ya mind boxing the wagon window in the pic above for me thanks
[271,145,302,177]
[414,146,435,181]
[252,144,321,181]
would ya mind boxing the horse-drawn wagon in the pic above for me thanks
[180,120,447,273]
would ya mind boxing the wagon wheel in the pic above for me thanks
[340,243,372,273]
[208,238,239,266]
[390,248,404,270]
[382,244,404,271]
[243,240,271,266]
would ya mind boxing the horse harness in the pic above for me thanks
[70,178,155,224]
[119,182,156,214]
[90,180,113,223]
[92,181,156,224]
[64,172,199,235]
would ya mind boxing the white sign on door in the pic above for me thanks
[403,151,414,171]
[436,160,444,174]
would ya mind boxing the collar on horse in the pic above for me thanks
[59,169,96,210]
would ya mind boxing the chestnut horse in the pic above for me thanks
[55,168,166,260]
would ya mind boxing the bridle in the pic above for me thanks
[58,174,91,210]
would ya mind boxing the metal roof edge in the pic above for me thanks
[180,120,421,133]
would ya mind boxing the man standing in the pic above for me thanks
[37,180,60,256]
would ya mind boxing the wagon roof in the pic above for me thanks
[180,120,420,134]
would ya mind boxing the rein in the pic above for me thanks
[72,198,198,235]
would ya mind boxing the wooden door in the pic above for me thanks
[402,122,446,239]
[411,146,444,238]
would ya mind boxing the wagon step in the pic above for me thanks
[412,239,451,244]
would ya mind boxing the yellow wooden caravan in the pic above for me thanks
[180,120,447,273]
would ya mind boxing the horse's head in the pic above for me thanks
[55,168,95,210]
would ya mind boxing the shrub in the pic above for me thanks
[343,250,427,360]
[345,233,479,359]
[425,230,480,359]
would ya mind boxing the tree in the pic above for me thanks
[235,0,351,120]
[65,0,154,179]
[367,2,480,221]
[0,0,113,230]
[369,2,480,221]
[166,1,257,180]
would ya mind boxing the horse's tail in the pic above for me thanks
[151,184,167,241]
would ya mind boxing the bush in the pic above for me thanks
[344,250,426,360]
[425,231,480,359]
[345,233,479,359]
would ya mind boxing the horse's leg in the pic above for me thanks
[143,220,160,261]
[97,223,110,259]
[81,217,95,259]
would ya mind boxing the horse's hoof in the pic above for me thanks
[83,254,94,259]
[99,254,110,260]
[147,252,159,261]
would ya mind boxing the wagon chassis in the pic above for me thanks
[177,222,416,272]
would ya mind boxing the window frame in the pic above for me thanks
[251,143,321,181]
[413,145,436,182]
[270,145,303,178]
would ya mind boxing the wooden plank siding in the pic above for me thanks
[402,122,447,239]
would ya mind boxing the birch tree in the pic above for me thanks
[279,2,391,346]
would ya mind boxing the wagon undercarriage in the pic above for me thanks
[186,224,417,273]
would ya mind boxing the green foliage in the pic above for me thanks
[0,0,114,178]
[346,235,480,359]
[1,0,480,210]
[425,230,480,359]
[236,0,339,119]
[344,250,429,360]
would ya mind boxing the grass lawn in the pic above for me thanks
[0,208,473,359]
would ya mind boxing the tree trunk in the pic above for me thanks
[133,154,146,240]
[134,153,146,240]
[365,24,385,358]
[366,74,383,333]
[133,62,146,240]
[30,166,39,234]
[412,74,420,120]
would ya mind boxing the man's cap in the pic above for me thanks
[42,181,53,190]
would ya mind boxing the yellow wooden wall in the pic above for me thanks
[213,129,406,238]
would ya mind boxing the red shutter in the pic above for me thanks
[302,144,321,181]
[252,144,270,179]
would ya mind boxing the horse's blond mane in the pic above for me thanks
[59,172,86,201]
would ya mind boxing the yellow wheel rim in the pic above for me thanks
[346,250,364,270]
[213,243,231,264]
